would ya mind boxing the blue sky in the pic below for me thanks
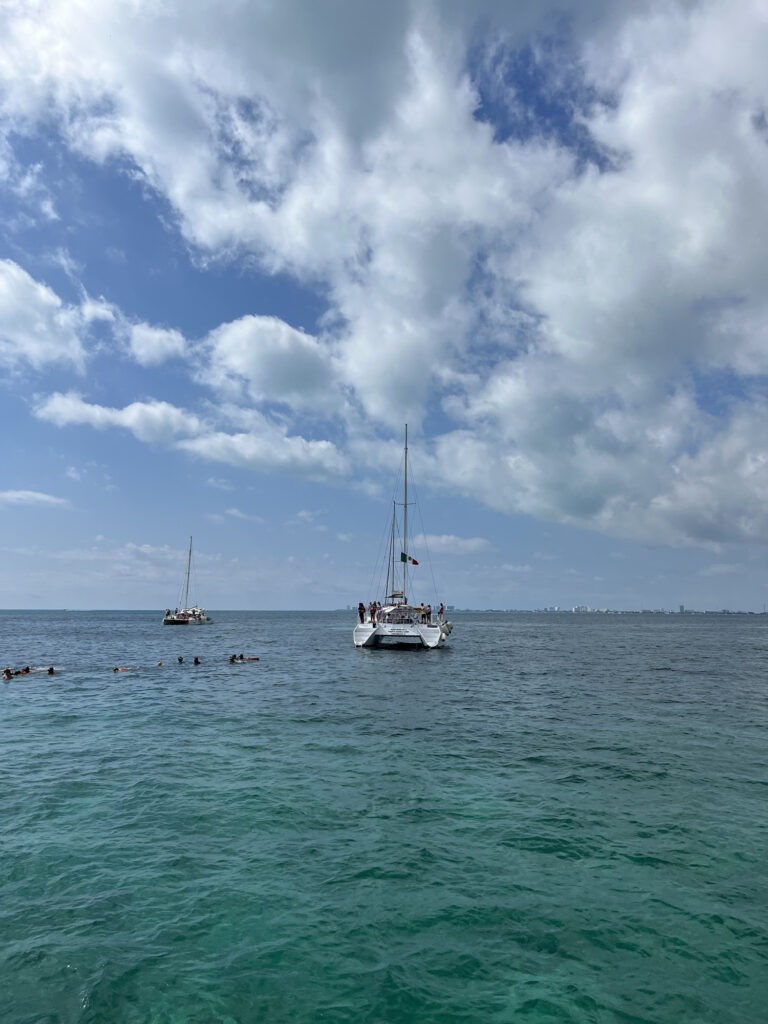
[3,0,768,611]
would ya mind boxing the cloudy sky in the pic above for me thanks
[2,0,768,611]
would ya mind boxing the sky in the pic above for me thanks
[2,0,768,611]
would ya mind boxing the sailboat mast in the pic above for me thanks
[184,536,192,608]
[385,502,394,600]
[403,424,408,601]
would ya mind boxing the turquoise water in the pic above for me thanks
[1,610,766,1023]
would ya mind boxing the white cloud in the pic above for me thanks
[127,322,186,366]
[0,490,70,508]
[7,0,768,551]
[412,533,490,554]
[223,507,263,522]
[204,315,340,411]
[0,259,87,371]
[35,392,205,443]
[177,424,349,481]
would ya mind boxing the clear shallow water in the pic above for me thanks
[1,610,767,1024]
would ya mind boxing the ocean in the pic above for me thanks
[1,610,766,1023]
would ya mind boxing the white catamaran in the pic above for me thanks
[163,537,208,625]
[353,426,453,649]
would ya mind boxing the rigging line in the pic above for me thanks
[366,507,393,604]
[367,456,406,603]
[408,463,440,606]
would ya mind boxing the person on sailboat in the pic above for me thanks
[426,603,432,624]
[358,602,365,624]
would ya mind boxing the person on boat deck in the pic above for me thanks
[438,602,444,620]
[358,602,365,624]
[426,603,432,624]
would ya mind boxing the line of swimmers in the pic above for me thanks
[4,657,260,679]
[113,655,260,671]
[3,666,55,679]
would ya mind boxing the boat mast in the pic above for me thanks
[385,502,394,600]
[183,536,192,608]
[403,424,408,602]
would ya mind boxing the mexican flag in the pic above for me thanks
[400,552,419,565]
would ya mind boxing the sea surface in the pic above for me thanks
[1,610,766,1024]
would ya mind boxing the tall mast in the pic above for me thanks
[403,424,408,601]
[184,536,192,608]
[385,502,394,600]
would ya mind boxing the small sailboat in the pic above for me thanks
[353,426,453,649]
[162,537,208,625]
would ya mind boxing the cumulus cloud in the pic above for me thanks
[0,259,87,371]
[7,0,768,550]
[204,315,340,411]
[178,426,349,481]
[127,322,187,366]
[35,392,205,443]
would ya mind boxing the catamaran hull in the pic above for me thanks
[353,623,449,649]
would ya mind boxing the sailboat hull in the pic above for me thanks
[354,622,448,649]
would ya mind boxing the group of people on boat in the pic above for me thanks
[357,601,445,625]
[164,608,206,622]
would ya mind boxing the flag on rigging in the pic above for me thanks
[400,552,419,565]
